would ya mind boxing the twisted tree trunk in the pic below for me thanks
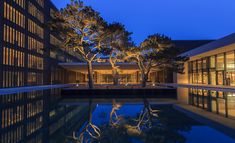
[112,68,119,86]
[141,73,148,88]
[87,61,94,89]
[110,58,119,86]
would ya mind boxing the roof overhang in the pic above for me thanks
[59,62,140,73]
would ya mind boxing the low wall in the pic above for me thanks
[61,88,177,99]
[0,84,75,95]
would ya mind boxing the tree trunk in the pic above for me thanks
[87,61,94,89]
[112,68,119,86]
[110,57,119,86]
[141,73,148,88]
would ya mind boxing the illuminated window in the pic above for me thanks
[210,71,216,85]
[27,72,43,86]
[197,72,202,84]
[28,19,44,39]
[13,0,25,8]
[28,2,44,23]
[202,59,207,69]
[197,60,202,70]
[193,61,197,71]
[217,71,224,85]
[3,25,25,47]
[3,47,25,67]
[210,56,216,68]
[226,51,235,70]
[226,72,235,86]
[217,54,224,70]
[202,72,208,84]
[28,55,43,70]
[28,37,44,54]
[3,2,25,28]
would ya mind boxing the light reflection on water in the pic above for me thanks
[1,88,234,143]
[65,99,235,143]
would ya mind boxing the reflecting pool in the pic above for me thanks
[65,99,235,143]
[1,89,235,143]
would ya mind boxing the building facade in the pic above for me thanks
[0,1,85,143]
[0,0,81,88]
[177,33,235,120]
[60,62,171,85]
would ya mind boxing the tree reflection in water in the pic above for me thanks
[109,100,123,126]
[68,100,101,143]
[68,99,189,143]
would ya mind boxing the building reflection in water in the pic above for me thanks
[0,89,89,143]
[189,89,235,119]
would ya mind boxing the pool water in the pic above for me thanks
[65,99,235,143]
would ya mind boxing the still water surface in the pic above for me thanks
[1,89,235,143]
[65,99,235,143]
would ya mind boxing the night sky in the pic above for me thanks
[52,0,235,44]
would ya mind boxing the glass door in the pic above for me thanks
[226,72,235,86]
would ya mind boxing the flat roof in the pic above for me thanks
[59,62,140,72]
[181,33,235,57]
[173,40,213,54]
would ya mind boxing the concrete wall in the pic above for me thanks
[177,62,189,104]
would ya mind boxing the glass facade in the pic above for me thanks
[189,51,235,86]
[0,1,85,141]
[188,50,235,119]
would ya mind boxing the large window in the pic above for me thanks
[193,61,197,71]
[210,56,216,68]
[28,37,44,54]
[202,59,207,69]
[226,72,235,86]
[197,73,202,84]
[28,2,44,23]
[197,60,202,70]
[203,72,208,84]
[210,71,216,85]
[3,25,25,47]
[192,73,198,83]
[28,19,44,39]
[217,71,224,85]
[28,55,43,70]
[3,47,25,67]
[226,51,235,70]
[217,54,225,70]
[189,51,235,87]
[4,2,25,28]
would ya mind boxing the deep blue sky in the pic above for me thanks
[52,0,235,44]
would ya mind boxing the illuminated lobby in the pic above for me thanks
[59,62,165,85]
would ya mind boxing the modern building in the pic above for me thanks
[0,0,81,88]
[0,0,85,143]
[1,0,230,142]
[177,33,235,120]
[59,40,213,85]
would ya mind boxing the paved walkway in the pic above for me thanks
[174,104,235,139]
[69,84,170,89]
